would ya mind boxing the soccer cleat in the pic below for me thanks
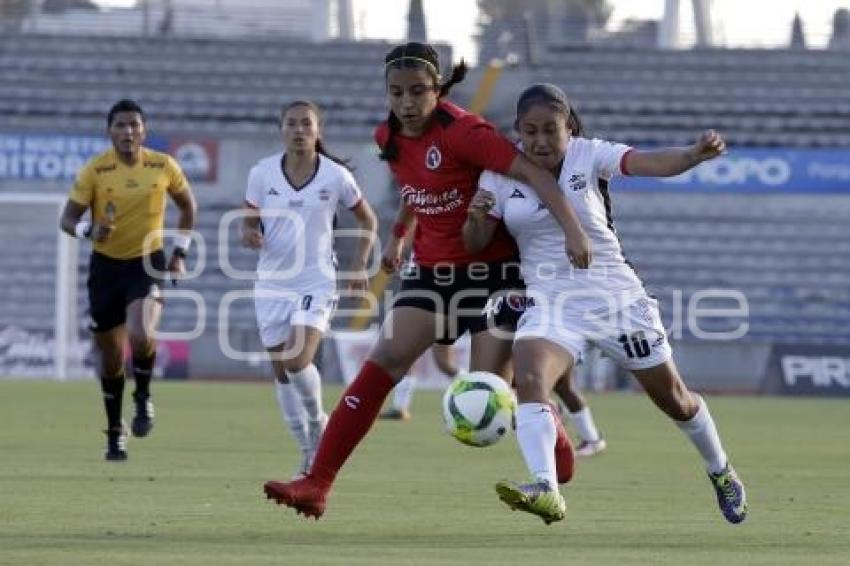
[264,475,330,520]
[378,408,412,421]
[707,464,748,524]
[495,479,566,525]
[550,403,575,484]
[131,393,155,438]
[575,438,607,457]
[104,423,128,461]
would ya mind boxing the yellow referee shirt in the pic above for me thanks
[69,147,190,259]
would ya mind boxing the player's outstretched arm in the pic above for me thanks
[624,130,726,177]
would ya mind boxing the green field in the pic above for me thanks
[1,380,847,566]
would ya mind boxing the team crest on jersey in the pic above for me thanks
[505,291,528,312]
[288,199,304,207]
[267,187,280,196]
[425,144,442,170]
[319,188,331,201]
[568,173,587,191]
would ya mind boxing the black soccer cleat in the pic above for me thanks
[104,424,128,461]
[131,393,155,438]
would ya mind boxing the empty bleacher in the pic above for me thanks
[0,34,448,138]
[478,46,850,148]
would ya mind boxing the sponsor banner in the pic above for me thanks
[0,133,218,182]
[614,148,850,193]
[148,136,219,183]
[0,324,189,379]
[332,330,470,390]
[761,344,850,397]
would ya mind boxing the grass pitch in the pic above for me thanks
[1,380,848,565]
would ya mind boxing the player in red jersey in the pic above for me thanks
[263,42,589,519]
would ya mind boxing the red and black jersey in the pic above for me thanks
[375,100,519,266]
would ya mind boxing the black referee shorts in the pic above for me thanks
[393,260,526,345]
[87,250,166,333]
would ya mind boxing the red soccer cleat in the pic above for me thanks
[549,402,575,484]
[263,475,330,520]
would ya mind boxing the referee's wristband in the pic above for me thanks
[74,221,92,239]
[173,233,192,253]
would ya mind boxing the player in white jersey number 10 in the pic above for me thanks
[465,84,747,525]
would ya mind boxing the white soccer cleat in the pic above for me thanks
[575,438,607,457]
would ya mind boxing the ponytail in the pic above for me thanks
[438,61,468,98]
[567,107,585,137]
[316,138,351,170]
[380,111,402,162]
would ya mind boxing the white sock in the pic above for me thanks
[515,403,558,487]
[675,395,728,474]
[286,364,325,423]
[392,376,416,411]
[275,380,309,452]
[568,406,601,443]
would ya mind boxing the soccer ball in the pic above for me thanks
[442,371,516,447]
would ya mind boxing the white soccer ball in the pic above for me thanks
[442,371,516,447]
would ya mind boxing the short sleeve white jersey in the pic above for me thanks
[481,136,644,311]
[245,152,362,290]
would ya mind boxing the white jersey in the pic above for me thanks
[481,136,644,312]
[245,152,362,290]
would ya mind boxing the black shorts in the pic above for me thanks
[393,260,526,345]
[87,250,166,333]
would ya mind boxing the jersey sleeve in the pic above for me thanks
[337,167,363,209]
[478,170,508,220]
[446,118,518,174]
[165,156,190,195]
[244,165,264,208]
[68,162,96,206]
[590,138,633,180]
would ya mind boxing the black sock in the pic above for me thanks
[132,353,155,399]
[100,372,125,430]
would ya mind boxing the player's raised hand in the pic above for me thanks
[691,130,726,162]
[468,189,496,219]
[241,226,263,249]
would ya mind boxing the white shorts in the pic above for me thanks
[514,294,672,371]
[254,286,338,348]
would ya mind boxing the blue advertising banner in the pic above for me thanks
[0,133,218,182]
[613,148,850,193]
[761,344,850,397]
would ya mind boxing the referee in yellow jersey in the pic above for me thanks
[60,100,197,461]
